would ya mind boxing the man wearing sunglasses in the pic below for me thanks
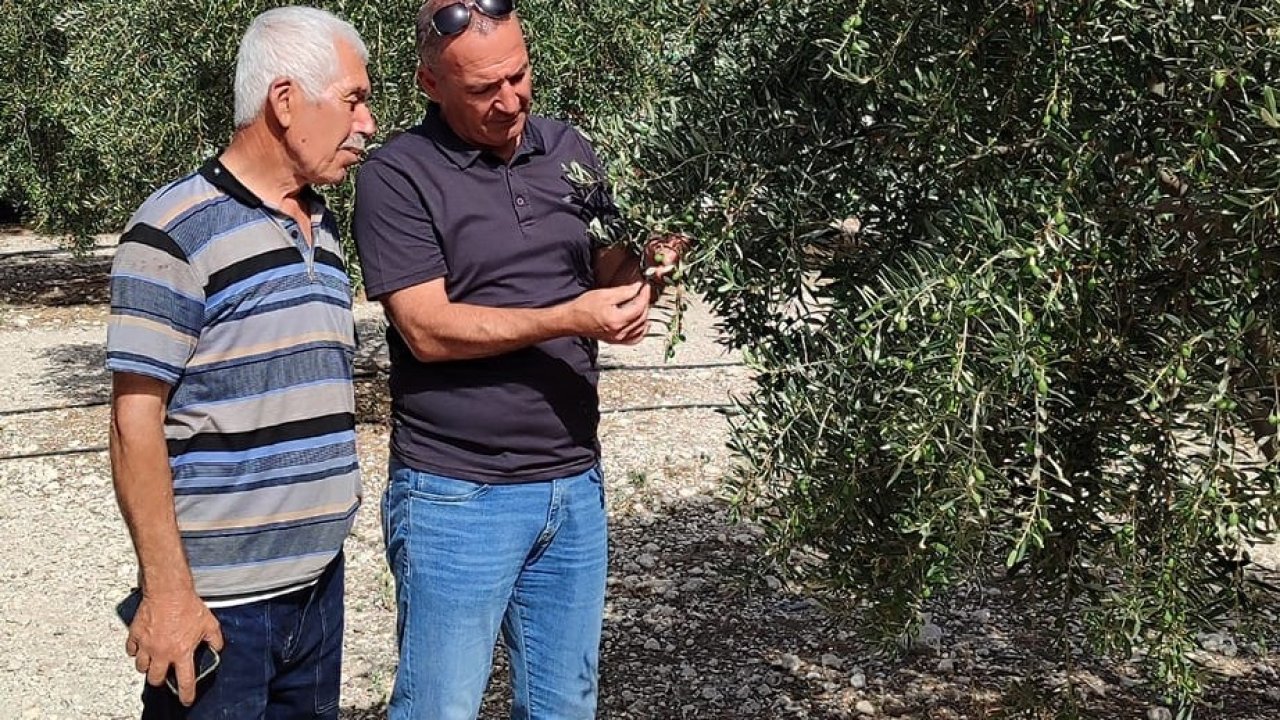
[352,1,685,718]
[107,6,374,717]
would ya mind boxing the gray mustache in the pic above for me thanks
[341,134,369,153]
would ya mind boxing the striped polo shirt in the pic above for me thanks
[106,158,361,601]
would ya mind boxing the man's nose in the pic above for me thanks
[356,103,377,138]
[495,82,520,114]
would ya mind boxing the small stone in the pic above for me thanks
[772,653,802,672]
[936,658,956,673]
[636,554,658,569]
[849,670,867,689]
[898,619,944,653]
[820,653,843,669]
[643,638,661,651]
[1265,687,1280,703]
[855,699,877,716]
[765,575,783,590]
[1147,707,1173,720]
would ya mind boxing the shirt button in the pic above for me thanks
[516,196,527,207]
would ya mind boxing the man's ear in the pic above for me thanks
[265,78,297,129]
[416,65,439,101]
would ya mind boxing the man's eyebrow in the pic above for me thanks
[468,62,532,91]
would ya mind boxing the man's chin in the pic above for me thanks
[310,167,350,187]
[493,116,526,139]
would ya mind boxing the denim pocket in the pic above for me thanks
[407,470,491,503]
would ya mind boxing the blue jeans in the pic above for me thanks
[140,553,345,720]
[382,459,608,720]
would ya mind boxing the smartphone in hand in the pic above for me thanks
[115,589,221,694]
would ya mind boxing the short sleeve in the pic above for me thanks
[571,130,622,230]
[106,223,205,384]
[352,158,448,301]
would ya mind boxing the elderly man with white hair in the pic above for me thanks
[106,6,375,717]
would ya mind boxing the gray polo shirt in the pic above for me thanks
[352,106,612,483]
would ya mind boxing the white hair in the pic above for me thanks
[233,6,369,128]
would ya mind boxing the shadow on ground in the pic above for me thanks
[0,252,111,306]
[39,342,110,404]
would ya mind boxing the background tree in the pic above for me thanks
[0,0,667,247]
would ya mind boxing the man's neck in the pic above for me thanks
[220,125,308,209]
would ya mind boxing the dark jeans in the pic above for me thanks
[141,553,345,720]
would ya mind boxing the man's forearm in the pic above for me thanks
[384,277,651,361]
[110,397,194,594]
[389,298,580,362]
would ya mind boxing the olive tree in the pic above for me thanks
[589,0,1280,712]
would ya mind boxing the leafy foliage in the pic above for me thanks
[0,0,662,243]
[591,0,1280,710]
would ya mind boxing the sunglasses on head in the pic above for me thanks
[430,0,516,37]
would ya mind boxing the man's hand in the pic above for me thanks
[126,589,223,706]
[571,281,652,345]
[643,233,693,286]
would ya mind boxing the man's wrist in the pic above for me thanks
[550,298,585,337]
[139,565,196,596]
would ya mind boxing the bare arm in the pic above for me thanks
[383,277,652,363]
[110,372,222,706]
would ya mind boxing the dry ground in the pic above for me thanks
[0,232,1277,719]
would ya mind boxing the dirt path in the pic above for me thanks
[0,233,1277,719]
